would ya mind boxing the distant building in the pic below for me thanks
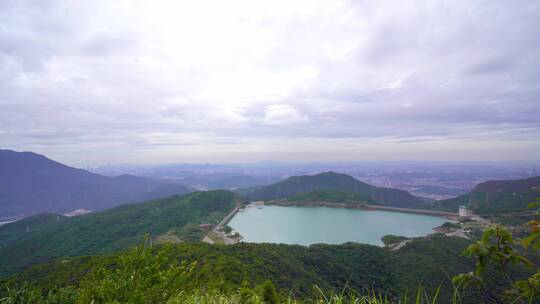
[459,206,470,218]
[199,223,213,229]
[248,201,264,209]
[64,208,92,217]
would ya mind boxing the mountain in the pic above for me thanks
[433,176,540,214]
[0,150,192,218]
[238,172,428,208]
[288,189,378,204]
[0,190,238,276]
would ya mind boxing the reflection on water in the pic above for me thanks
[228,205,448,246]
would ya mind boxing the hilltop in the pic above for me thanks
[0,190,238,276]
[433,176,540,214]
[0,150,192,218]
[238,172,428,209]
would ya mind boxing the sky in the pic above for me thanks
[1,0,540,166]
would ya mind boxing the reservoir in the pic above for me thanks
[228,205,448,246]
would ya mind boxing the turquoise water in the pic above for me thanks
[228,205,448,246]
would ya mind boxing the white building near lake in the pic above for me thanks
[458,206,471,218]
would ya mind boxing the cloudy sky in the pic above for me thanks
[1,0,540,166]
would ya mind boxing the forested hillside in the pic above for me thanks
[288,189,377,204]
[239,172,428,209]
[433,176,540,214]
[0,190,238,276]
[2,235,481,302]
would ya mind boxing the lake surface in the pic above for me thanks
[228,205,448,246]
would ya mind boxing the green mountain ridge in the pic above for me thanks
[238,172,428,209]
[433,176,540,214]
[0,190,238,276]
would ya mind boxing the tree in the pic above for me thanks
[453,197,540,303]
[256,281,279,304]
[77,239,194,304]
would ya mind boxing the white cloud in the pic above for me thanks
[1,0,539,165]
[263,104,308,125]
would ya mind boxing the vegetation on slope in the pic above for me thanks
[2,198,539,303]
[433,176,540,214]
[2,232,536,303]
[381,235,410,246]
[452,197,540,303]
[288,190,377,205]
[0,242,437,304]
[2,235,477,301]
[0,213,64,246]
[0,190,238,276]
[239,172,427,209]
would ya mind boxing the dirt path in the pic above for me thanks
[389,240,411,251]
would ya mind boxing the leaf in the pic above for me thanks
[533,239,540,251]
[514,255,533,268]
[527,201,540,209]
[481,228,495,243]
[522,234,539,249]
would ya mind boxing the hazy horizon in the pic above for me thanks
[2,1,540,166]
[4,148,540,169]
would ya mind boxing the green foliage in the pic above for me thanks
[0,281,454,304]
[77,240,193,303]
[0,283,42,304]
[0,233,534,304]
[522,198,540,251]
[0,284,77,304]
[454,197,540,303]
[513,198,540,301]
[223,225,234,233]
[0,245,451,304]
[440,222,460,230]
[2,235,476,303]
[0,190,237,276]
[0,213,65,247]
[256,281,279,304]
[434,176,540,214]
[381,235,409,246]
[288,190,377,205]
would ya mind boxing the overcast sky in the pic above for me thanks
[1,0,540,166]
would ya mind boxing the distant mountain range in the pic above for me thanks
[0,190,238,275]
[238,172,429,209]
[0,150,192,218]
[207,175,280,190]
[433,176,540,214]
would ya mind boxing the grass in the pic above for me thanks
[0,285,456,304]
[206,230,225,244]
[154,230,183,244]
